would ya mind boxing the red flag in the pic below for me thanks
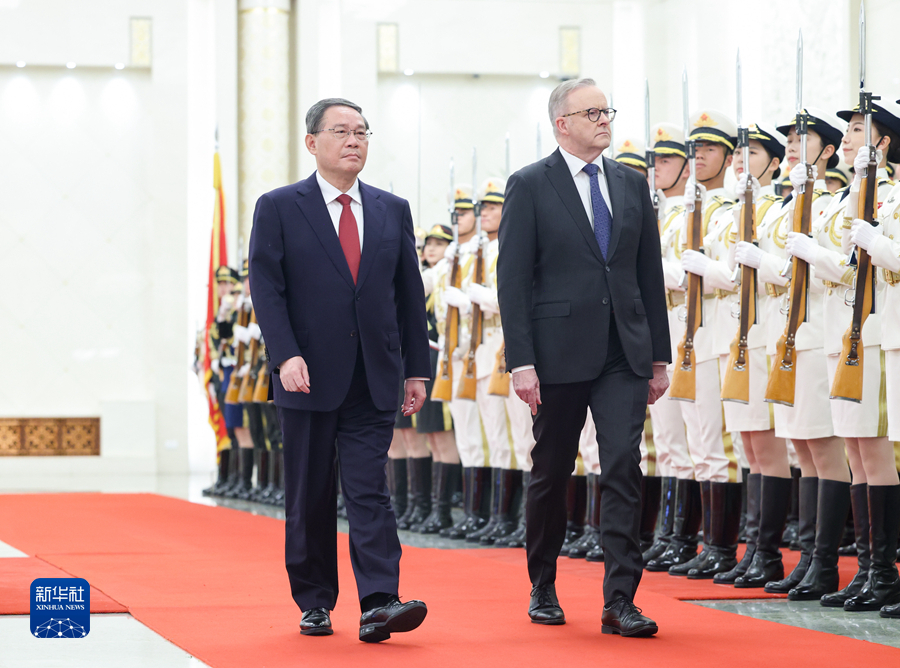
[203,152,231,454]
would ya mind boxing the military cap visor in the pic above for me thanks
[215,266,240,284]
[690,128,736,151]
[746,123,787,161]
[826,168,849,186]
[424,224,453,242]
[837,101,900,138]
[616,154,648,170]
[776,110,844,148]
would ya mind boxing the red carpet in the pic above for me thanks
[0,493,896,668]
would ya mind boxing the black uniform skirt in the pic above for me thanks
[415,347,454,434]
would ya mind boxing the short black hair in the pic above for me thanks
[305,98,369,134]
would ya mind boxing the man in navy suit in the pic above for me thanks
[249,98,432,643]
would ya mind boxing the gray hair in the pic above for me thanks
[305,98,369,134]
[548,78,597,135]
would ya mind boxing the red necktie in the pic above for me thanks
[336,194,360,283]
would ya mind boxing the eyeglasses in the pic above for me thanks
[312,128,373,141]
[561,107,617,122]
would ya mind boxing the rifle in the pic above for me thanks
[488,342,510,396]
[224,296,250,404]
[765,31,811,407]
[722,50,759,404]
[669,69,703,402]
[252,358,270,403]
[238,309,259,403]
[831,5,879,403]
[645,79,660,223]
[457,148,481,400]
[431,160,460,402]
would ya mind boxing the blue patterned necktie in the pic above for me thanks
[582,163,611,259]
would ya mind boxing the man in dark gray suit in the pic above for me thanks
[497,78,671,637]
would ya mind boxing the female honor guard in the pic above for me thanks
[689,123,792,586]
[837,100,900,614]
[733,109,845,590]
[644,123,693,564]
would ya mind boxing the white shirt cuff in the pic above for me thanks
[406,377,429,382]
[511,365,535,374]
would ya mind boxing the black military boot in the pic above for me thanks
[560,475,587,556]
[448,462,464,508]
[230,448,255,499]
[670,480,712,576]
[443,467,489,539]
[203,449,231,496]
[496,471,529,548]
[387,458,408,521]
[402,456,433,531]
[822,484,870,607]
[645,479,701,572]
[480,469,523,545]
[419,462,456,534]
[259,448,278,503]
[569,473,602,559]
[643,477,677,565]
[784,467,801,548]
[219,438,241,496]
[844,485,900,611]
[766,476,818,593]
[715,473,761,584]
[468,469,503,543]
[639,476,663,553]
[788,479,851,600]
[734,475,792,588]
[688,482,742,579]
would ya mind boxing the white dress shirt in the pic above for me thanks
[559,145,614,223]
[316,171,364,251]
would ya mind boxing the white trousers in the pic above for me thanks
[448,360,486,467]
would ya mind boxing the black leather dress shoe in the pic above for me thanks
[300,608,333,636]
[529,583,566,625]
[358,596,427,643]
[601,598,658,637]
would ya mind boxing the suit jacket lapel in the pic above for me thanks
[295,173,356,289]
[544,149,604,264]
[604,156,626,261]
[356,181,386,289]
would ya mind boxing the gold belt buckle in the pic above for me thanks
[885,269,900,286]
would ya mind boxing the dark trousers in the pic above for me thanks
[278,351,400,612]
[526,318,648,603]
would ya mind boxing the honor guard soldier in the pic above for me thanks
[733,108,843,590]
[425,185,491,539]
[850,117,900,618]
[670,109,743,579]
[457,178,533,546]
[613,138,648,177]
[811,99,900,612]
[648,111,740,578]
[706,123,793,587]
[644,122,693,565]
[408,224,460,535]
[826,163,851,194]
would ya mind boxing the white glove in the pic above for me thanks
[654,189,667,216]
[734,241,764,269]
[466,283,497,312]
[851,145,883,191]
[684,179,707,210]
[233,324,252,346]
[242,295,253,312]
[247,322,262,341]
[849,218,882,251]
[734,173,760,204]
[785,232,819,265]
[211,359,220,374]
[443,286,471,313]
[681,249,712,277]
[237,362,251,378]
[443,241,458,260]
[790,163,816,191]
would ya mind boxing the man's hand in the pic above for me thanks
[402,379,426,416]
[513,368,542,415]
[280,356,310,393]
[648,364,669,405]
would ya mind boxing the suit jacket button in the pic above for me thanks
[606,266,611,272]
[350,330,357,337]
[602,297,609,305]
